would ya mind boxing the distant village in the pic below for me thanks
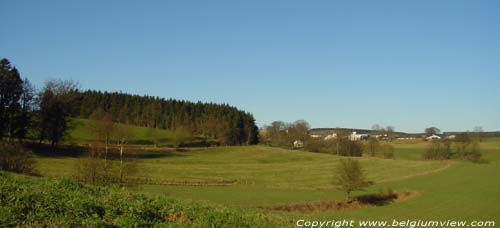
[289,128,498,148]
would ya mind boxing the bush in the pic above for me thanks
[0,143,36,175]
[380,144,395,159]
[365,138,380,157]
[423,140,451,160]
[338,139,364,157]
[453,135,482,162]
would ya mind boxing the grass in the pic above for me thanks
[65,118,175,145]
[0,171,286,227]
[34,144,452,212]
[24,132,500,226]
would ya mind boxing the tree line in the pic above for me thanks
[76,90,259,145]
[0,58,259,147]
[261,120,386,157]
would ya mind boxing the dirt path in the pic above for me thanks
[310,161,454,190]
[376,161,454,184]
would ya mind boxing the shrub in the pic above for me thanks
[335,139,363,157]
[423,140,451,160]
[453,135,482,162]
[365,138,380,157]
[381,144,395,159]
[0,142,36,175]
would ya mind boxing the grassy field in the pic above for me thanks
[30,135,500,226]
[64,118,174,145]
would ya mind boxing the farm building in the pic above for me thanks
[349,132,369,141]
[426,135,441,140]
[324,133,337,140]
[293,140,304,148]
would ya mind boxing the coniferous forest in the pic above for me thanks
[76,90,259,145]
[0,58,258,146]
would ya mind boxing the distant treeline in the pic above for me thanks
[0,57,258,147]
[75,90,259,145]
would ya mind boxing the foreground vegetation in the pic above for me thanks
[2,136,499,226]
[0,171,286,227]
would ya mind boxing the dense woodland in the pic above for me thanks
[0,58,259,147]
[76,91,259,145]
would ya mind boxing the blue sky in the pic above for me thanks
[1,0,499,132]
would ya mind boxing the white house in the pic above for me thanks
[349,132,369,141]
[293,140,304,148]
[324,133,337,140]
[446,135,456,140]
[426,135,441,140]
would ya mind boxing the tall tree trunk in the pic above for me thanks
[104,137,108,184]
[119,140,123,184]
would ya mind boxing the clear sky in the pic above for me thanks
[1,0,499,133]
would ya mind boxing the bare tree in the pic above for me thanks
[371,124,382,136]
[114,123,134,183]
[38,79,80,148]
[89,108,114,183]
[335,159,373,199]
[366,137,380,156]
[76,144,105,185]
[385,126,395,141]
[146,127,163,148]
[472,126,484,142]
[172,126,192,148]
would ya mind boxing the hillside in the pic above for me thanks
[35,145,454,207]
[65,118,175,145]
[32,141,500,225]
[0,171,286,227]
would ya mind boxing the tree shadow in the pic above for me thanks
[26,143,87,158]
[355,192,398,206]
[26,143,190,159]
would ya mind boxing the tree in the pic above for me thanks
[472,126,484,142]
[264,121,287,146]
[77,144,105,185]
[425,127,441,136]
[38,79,79,148]
[0,58,24,140]
[371,124,382,136]
[114,123,135,183]
[335,159,373,199]
[290,120,310,141]
[15,78,36,141]
[381,144,395,159]
[147,127,163,147]
[385,126,395,141]
[423,140,451,160]
[454,133,482,162]
[89,108,115,182]
[366,137,380,157]
[171,126,192,148]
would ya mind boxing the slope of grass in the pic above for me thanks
[65,118,175,145]
[35,145,447,206]
[30,138,500,226]
[305,162,500,222]
[0,171,286,227]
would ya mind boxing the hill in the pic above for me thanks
[74,90,259,145]
[0,171,285,227]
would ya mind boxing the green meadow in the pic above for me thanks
[29,126,500,226]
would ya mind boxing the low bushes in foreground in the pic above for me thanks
[0,142,36,175]
[0,171,285,227]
